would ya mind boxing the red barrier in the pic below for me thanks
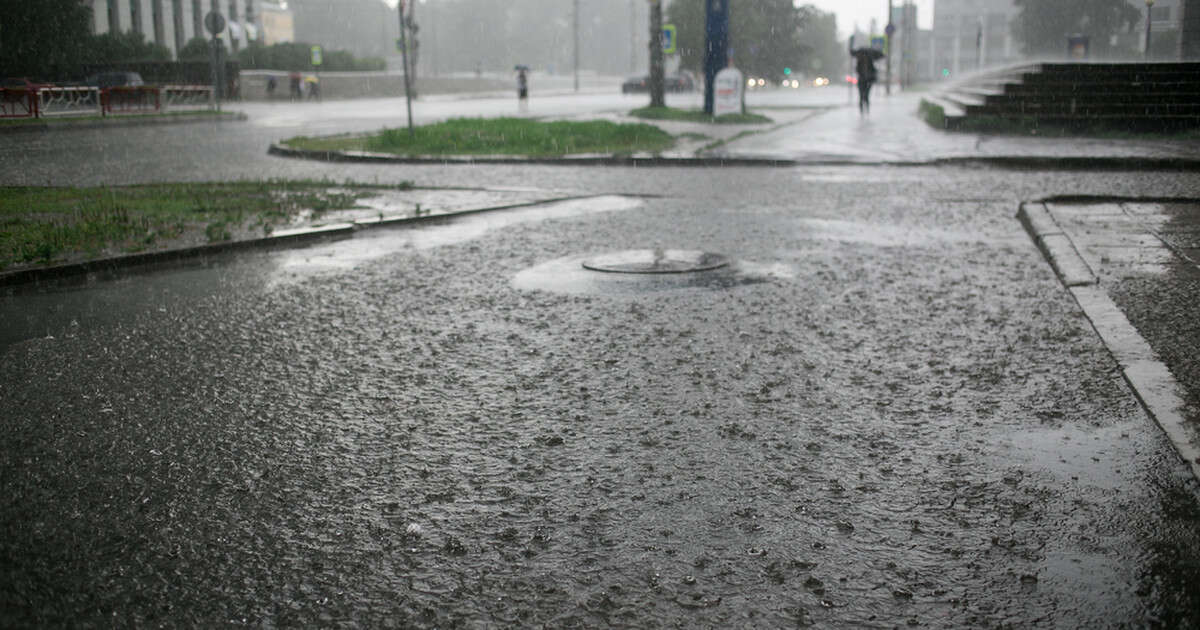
[0,88,39,118]
[101,86,160,115]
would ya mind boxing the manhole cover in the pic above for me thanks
[582,249,729,274]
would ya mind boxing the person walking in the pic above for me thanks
[851,48,883,115]
[516,67,529,112]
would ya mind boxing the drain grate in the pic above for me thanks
[582,249,729,274]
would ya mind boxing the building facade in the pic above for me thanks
[88,0,293,57]
[931,0,1020,79]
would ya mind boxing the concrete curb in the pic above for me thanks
[1018,201,1200,482]
[268,144,1200,171]
[0,111,247,135]
[0,194,590,289]
[1017,202,1098,287]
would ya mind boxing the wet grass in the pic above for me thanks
[0,180,411,270]
[283,117,677,157]
[629,106,772,125]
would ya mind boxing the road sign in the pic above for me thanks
[885,23,896,37]
[662,24,677,54]
[204,11,226,36]
[310,45,323,66]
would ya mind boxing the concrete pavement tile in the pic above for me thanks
[1082,246,1176,269]
[1073,233,1170,249]
[1046,202,1126,218]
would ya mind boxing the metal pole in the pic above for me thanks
[885,0,892,95]
[574,0,580,92]
[649,0,664,107]
[631,0,636,73]
[398,0,414,135]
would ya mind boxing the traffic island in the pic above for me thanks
[278,117,676,159]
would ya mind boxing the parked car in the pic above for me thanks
[86,72,145,89]
[621,73,695,94]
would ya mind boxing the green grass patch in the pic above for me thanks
[284,117,676,157]
[918,99,947,129]
[0,179,410,270]
[629,106,772,125]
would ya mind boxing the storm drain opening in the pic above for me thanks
[582,249,730,274]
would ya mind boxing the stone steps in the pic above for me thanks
[922,62,1200,132]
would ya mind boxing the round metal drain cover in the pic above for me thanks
[582,249,729,274]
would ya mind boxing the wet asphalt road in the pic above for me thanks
[3,101,1200,627]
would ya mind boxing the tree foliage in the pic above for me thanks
[83,31,173,66]
[1012,0,1142,57]
[0,0,93,79]
[178,37,212,62]
[667,0,829,81]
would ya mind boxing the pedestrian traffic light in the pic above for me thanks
[783,67,791,75]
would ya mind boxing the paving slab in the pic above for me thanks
[1021,198,1200,480]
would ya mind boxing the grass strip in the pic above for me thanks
[284,117,676,157]
[629,106,772,125]
[0,180,410,270]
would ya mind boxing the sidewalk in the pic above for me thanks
[714,91,1200,165]
[1019,198,1200,479]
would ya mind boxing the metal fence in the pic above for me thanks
[0,86,214,119]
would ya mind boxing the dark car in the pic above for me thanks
[621,73,695,94]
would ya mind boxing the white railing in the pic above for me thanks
[161,85,213,111]
[37,87,103,117]
[1,85,215,119]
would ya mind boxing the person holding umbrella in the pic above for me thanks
[850,47,884,114]
[515,65,530,112]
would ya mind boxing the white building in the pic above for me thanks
[87,0,291,57]
[931,0,1020,79]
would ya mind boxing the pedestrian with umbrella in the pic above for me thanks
[851,47,884,114]
[515,65,530,112]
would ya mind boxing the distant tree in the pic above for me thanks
[84,31,173,66]
[0,0,93,79]
[1012,0,1142,57]
[797,7,843,79]
[178,36,212,62]
[668,0,814,81]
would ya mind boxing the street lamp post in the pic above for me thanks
[1145,0,1155,59]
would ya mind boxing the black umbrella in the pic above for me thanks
[850,47,885,61]
[514,64,531,71]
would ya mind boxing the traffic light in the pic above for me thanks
[783,67,792,75]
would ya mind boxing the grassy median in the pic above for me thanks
[283,117,677,157]
[0,180,410,271]
[629,106,772,125]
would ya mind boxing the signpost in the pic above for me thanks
[662,24,677,54]
[204,10,226,108]
[398,0,414,135]
[712,67,743,117]
[704,0,730,114]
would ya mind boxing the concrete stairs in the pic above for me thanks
[921,62,1200,132]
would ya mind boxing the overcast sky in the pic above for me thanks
[803,0,934,38]
[388,0,936,41]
